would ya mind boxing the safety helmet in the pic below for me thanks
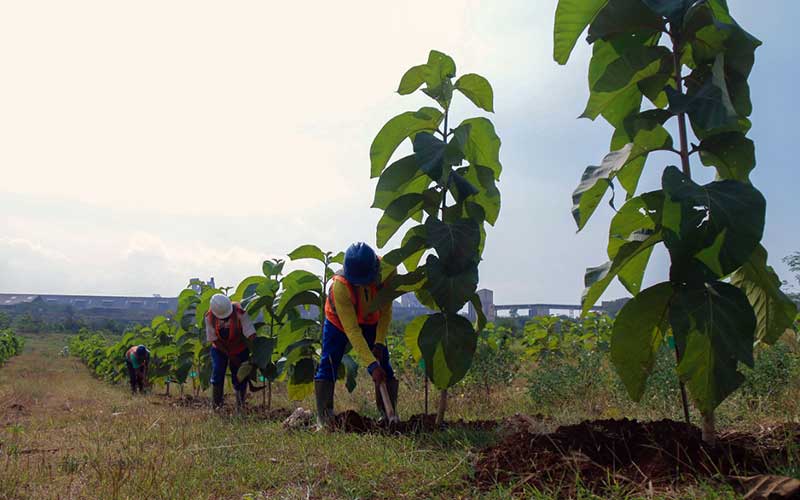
[210,293,233,319]
[136,345,148,357]
[343,242,379,286]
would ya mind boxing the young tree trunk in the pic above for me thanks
[262,381,266,407]
[436,389,448,426]
[165,382,170,396]
[424,376,429,415]
[701,411,716,445]
[267,381,272,411]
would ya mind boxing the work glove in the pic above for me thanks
[370,364,387,386]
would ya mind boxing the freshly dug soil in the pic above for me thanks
[472,418,800,495]
[331,410,500,434]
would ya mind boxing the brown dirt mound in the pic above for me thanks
[331,410,500,434]
[472,418,800,495]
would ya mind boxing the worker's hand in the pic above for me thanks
[372,344,385,363]
[370,364,387,386]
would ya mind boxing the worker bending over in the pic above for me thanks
[206,294,256,409]
[125,345,150,394]
[315,242,397,427]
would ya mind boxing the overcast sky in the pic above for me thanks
[1,1,797,304]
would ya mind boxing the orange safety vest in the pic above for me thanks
[324,274,381,331]
[206,302,248,356]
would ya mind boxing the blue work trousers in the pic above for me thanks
[210,347,250,391]
[315,319,394,382]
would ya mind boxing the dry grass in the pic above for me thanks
[0,334,775,499]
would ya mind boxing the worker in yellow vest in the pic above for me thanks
[314,242,396,427]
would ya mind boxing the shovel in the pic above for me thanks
[379,382,400,424]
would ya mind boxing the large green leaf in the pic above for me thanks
[370,107,443,178]
[397,51,457,107]
[456,118,502,179]
[276,290,320,318]
[670,281,756,413]
[582,230,663,313]
[641,0,692,20]
[607,190,663,258]
[425,217,481,271]
[587,0,664,44]
[398,65,428,95]
[250,336,277,370]
[420,50,457,107]
[278,270,322,316]
[231,276,267,303]
[611,282,673,401]
[582,42,666,127]
[460,164,501,225]
[553,0,609,65]
[288,244,326,263]
[372,155,428,210]
[403,315,426,361]
[367,267,427,313]
[610,109,674,196]
[730,245,798,345]
[412,132,464,182]
[698,132,754,182]
[469,293,488,333]
[376,193,425,248]
[383,226,427,270]
[454,73,494,112]
[415,313,477,389]
[276,318,318,356]
[667,55,738,135]
[661,166,765,278]
[425,255,479,314]
[287,357,316,401]
[572,144,633,230]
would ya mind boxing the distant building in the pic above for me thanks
[468,289,496,323]
[0,293,177,323]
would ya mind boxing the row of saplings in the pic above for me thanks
[0,329,24,366]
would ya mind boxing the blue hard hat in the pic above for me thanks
[343,242,379,286]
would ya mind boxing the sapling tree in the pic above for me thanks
[230,259,287,408]
[369,50,503,424]
[282,245,360,396]
[554,0,798,442]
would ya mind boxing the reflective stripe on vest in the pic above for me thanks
[207,303,247,355]
[324,274,380,331]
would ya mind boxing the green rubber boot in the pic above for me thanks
[314,380,335,430]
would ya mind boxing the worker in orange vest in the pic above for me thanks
[314,242,396,427]
[124,345,150,394]
[205,294,256,409]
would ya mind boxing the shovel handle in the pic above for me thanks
[379,382,397,421]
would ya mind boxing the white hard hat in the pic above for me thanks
[210,293,233,319]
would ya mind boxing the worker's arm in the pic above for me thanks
[205,316,217,343]
[333,280,379,366]
[239,310,256,338]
